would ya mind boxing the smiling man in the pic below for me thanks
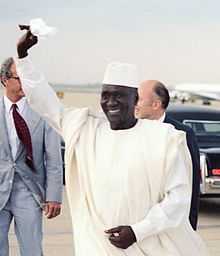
[13,29,209,256]
[101,85,138,130]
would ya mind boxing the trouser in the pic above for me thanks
[0,173,43,256]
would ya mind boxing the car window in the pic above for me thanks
[203,123,220,133]
[183,120,220,134]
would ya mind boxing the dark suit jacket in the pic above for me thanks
[164,115,200,230]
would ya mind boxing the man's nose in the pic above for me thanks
[107,96,117,106]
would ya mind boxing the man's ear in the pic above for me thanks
[152,99,161,110]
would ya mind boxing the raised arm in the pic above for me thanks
[15,28,63,134]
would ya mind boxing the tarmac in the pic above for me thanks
[9,190,73,256]
[9,190,220,256]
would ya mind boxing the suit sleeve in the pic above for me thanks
[186,129,200,230]
[44,122,63,203]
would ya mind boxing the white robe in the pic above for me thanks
[16,57,209,256]
[62,109,208,256]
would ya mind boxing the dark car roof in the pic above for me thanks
[167,104,220,122]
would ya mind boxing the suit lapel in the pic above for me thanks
[25,105,41,135]
[15,104,41,161]
[164,115,168,123]
[0,97,13,160]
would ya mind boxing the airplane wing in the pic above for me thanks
[172,83,220,101]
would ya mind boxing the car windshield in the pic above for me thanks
[183,120,220,134]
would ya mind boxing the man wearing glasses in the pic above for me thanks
[0,57,63,256]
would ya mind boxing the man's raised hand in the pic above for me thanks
[17,26,38,59]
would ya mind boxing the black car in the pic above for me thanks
[167,104,220,195]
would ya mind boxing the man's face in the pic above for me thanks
[135,85,159,119]
[100,84,137,130]
[3,63,25,101]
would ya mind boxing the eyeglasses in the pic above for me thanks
[9,76,20,81]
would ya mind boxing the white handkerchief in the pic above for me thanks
[30,18,57,38]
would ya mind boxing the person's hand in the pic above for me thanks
[105,225,137,249]
[43,202,61,219]
[17,25,38,58]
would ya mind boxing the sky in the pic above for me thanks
[1,0,220,86]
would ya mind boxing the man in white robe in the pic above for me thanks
[14,29,209,255]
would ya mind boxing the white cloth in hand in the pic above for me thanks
[30,18,57,38]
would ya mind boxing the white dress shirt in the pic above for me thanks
[158,112,166,123]
[15,57,192,243]
[4,96,28,160]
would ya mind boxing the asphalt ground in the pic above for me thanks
[8,191,220,256]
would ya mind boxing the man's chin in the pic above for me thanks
[107,117,122,129]
[135,112,142,119]
[15,93,25,101]
[107,114,121,124]
[135,111,148,119]
[19,91,25,97]
[134,112,139,119]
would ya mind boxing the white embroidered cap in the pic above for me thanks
[103,62,139,88]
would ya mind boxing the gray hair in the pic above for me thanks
[0,57,14,84]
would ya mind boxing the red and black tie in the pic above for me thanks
[12,104,34,171]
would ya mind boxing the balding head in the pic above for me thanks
[135,80,170,120]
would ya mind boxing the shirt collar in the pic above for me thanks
[4,96,27,114]
[158,112,166,123]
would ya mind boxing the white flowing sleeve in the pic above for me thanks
[131,148,192,242]
[15,57,63,134]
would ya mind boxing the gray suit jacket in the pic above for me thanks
[0,97,63,210]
